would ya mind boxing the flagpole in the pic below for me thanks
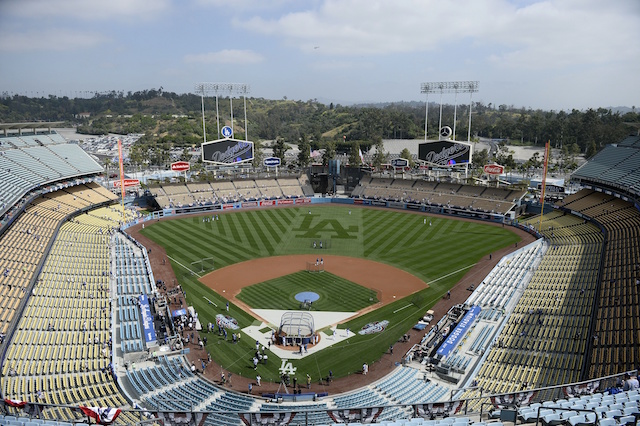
[538,140,550,234]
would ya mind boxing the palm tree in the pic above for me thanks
[103,157,113,178]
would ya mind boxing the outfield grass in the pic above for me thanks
[236,271,378,312]
[140,205,520,383]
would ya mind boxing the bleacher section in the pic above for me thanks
[557,189,640,378]
[1,206,138,424]
[572,135,640,197]
[374,367,448,406]
[463,213,603,407]
[150,177,309,209]
[113,234,155,354]
[0,184,117,335]
[353,178,525,215]
[0,132,103,217]
[466,240,544,310]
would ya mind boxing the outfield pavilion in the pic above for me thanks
[0,124,639,425]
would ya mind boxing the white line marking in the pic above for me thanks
[204,296,217,307]
[393,304,413,314]
[427,263,476,285]
[168,255,202,278]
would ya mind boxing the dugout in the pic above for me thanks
[278,311,316,346]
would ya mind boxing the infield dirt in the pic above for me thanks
[199,255,428,322]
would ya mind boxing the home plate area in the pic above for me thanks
[242,309,357,360]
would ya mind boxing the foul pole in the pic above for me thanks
[538,141,550,234]
[118,139,126,223]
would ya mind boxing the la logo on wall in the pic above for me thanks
[279,359,297,376]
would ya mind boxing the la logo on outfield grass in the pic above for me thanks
[279,359,297,376]
[294,215,358,239]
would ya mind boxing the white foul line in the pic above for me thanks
[427,263,476,285]
[167,255,202,278]
[391,263,476,314]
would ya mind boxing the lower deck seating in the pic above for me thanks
[1,207,137,424]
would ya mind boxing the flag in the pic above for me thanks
[358,147,365,164]
[80,407,122,424]
[4,399,27,408]
[240,412,296,425]
[491,391,538,408]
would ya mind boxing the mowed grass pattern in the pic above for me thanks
[140,205,521,381]
[236,271,378,312]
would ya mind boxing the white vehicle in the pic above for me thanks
[423,310,435,323]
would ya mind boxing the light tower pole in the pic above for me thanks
[194,83,251,142]
[420,81,479,142]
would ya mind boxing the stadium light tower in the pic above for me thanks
[420,81,479,142]
[194,83,251,142]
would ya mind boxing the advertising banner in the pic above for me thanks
[171,161,190,172]
[202,138,254,165]
[418,140,472,165]
[139,294,157,344]
[436,305,481,357]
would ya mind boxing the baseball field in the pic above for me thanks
[140,205,520,383]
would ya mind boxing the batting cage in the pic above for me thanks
[190,257,215,273]
[278,311,315,345]
[306,261,325,273]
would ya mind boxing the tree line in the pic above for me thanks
[1,90,637,168]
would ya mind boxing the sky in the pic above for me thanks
[0,0,639,111]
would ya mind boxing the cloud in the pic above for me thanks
[1,0,170,21]
[184,49,265,65]
[236,0,499,55]
[485,0,640,69]
[195,0,295,12]
[0,28,109,52]
[236,0,640,69]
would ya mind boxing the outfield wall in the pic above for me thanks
[121,197,507,230]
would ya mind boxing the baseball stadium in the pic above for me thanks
[1,119,640,426]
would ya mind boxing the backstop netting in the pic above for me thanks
[306,261,325,273]
[279,311,315,338]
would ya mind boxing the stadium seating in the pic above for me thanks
[374,368,448,405]
[4,129,640,426]
[355,178,525,215]
[1,205,137,424]
[150,177,309,209]
[466,239,544,309]
[0,133,103,217]
[558,189,640,377]
[0,184,117,335]
[463,213,603,407]
[572,135,640,197]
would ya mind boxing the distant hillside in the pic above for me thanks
[0,89,637,164]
